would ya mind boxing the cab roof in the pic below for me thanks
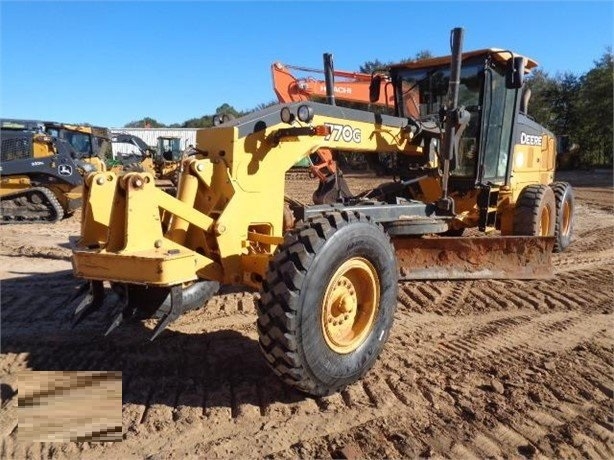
[390,48,538,73]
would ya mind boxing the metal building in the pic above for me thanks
[109,128,198,157]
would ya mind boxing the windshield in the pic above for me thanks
[47,129,92,157]
[394,62,483,120]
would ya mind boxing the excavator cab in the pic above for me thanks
[44,123,110,160]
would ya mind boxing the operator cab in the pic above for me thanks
[388,49,537,191]
[157,136,182,161]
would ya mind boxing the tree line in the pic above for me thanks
[125,49,613,169]
[525,50,612,168]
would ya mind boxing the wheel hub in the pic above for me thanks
[562,200,572,235]
[539,204,552,236]
[321,257,379,354]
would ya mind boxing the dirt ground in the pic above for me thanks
[1,170,612,459]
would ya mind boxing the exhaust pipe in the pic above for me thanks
[438,27,464,213]
[323,53,336,106]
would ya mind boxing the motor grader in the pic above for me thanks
[108,133,190,194]
[70,28,574,396]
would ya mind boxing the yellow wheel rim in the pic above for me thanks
[321,257,380,354]
[539,204,552,236]
[561,199,572,235]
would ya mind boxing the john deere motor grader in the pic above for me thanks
[70,28,574,396]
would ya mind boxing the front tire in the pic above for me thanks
[257,211,398,396]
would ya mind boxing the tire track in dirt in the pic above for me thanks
[373,309,612,458]
[3,287,611,458]
[565,225,614,253]
[398,280,474,314]
[197,308,611,458]
[1,179,612,458]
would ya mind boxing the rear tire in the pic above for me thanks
[550,182,574,252]
[513,184,556,237]
[257,211,397,396]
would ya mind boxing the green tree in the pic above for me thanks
[412,50,433,61]
[124,117,166,128]
[359,59,388,74]
[525,69,557,128]
[574,50,613,167]
[358,50,431,74]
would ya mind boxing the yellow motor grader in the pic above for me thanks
[70,28,574,396]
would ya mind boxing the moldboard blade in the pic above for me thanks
[393,236,554,280]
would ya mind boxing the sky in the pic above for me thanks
[1,1,612,128]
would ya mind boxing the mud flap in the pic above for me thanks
[393,236,555,280]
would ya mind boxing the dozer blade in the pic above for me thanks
[394,236,555,280]
[71,281,105,326]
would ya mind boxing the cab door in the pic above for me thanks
[477,65,518,186]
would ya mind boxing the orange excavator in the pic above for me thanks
[272,55,396,203]
[271,58,394,108]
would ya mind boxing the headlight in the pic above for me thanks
[297,105,314,123]
[280,107,294,124]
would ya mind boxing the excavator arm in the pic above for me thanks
[271,61,394,108]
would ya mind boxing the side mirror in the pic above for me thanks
[369,75,382,103]
[506,56,525,89]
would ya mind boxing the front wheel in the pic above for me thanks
[257,211,398,396]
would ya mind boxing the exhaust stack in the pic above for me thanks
[323,53,336,106]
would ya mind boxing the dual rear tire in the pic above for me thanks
[513,182,574,252]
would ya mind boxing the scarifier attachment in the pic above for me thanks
[71,281,105,326]
[150,285,183,341]
[104,285,132,337]
[394,236,555,280]
[70,278,220,340]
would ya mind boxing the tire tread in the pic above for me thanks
[257,210,389,395]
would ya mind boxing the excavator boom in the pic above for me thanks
[272,61,394,107]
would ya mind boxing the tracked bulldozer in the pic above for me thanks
[69,28,574,396]
[0,120,105,223]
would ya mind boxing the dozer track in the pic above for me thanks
[1,187,64,224]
